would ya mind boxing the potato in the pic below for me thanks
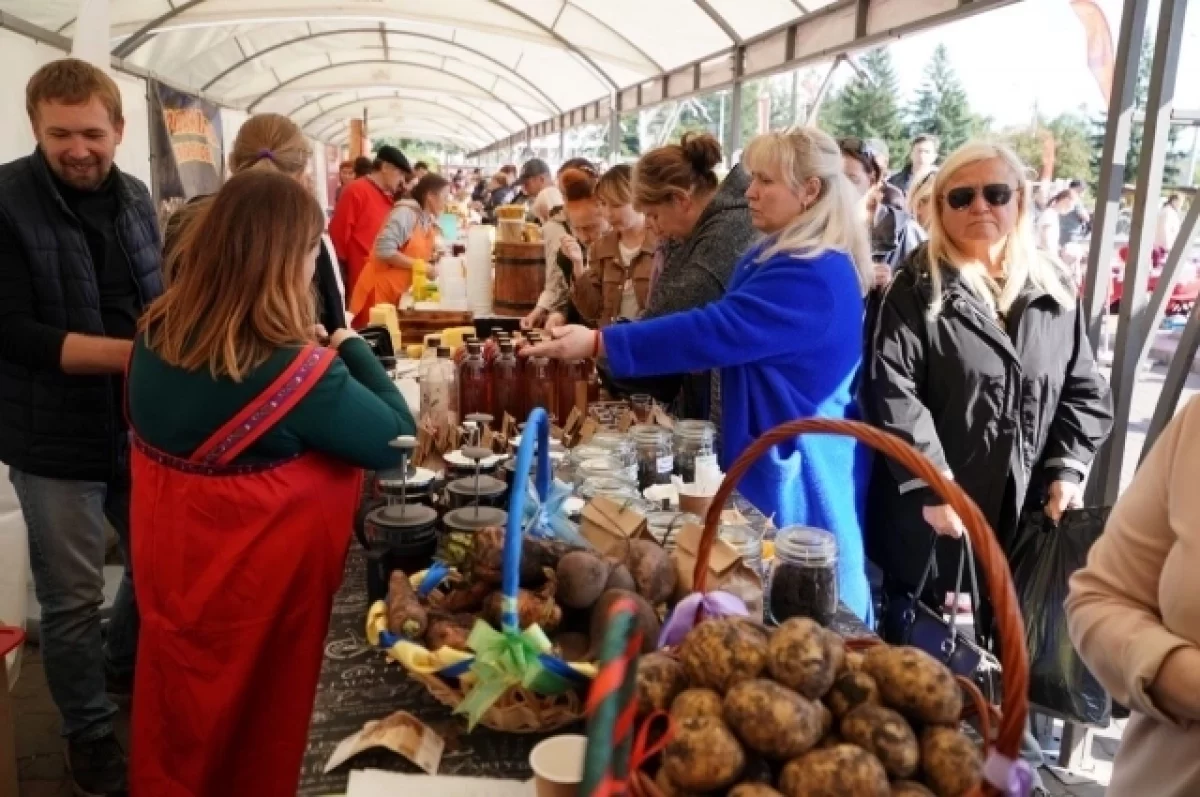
[661,716,745,792]
[626,539,677,604]
[779,744,890,797]
[844,649,867,673]
[891,782,936,797]
[729,785,783,797]
[862,646,962,725]
[556,551,609,609]
[825,669,881,719]
[723,679,826,760]
[767,618,845,699]
[840,704,919,779]
[590,589,660,655]
[920,726,982,797]
[635,652,687,715]
[605,561,636,592]
[651,768,718,797]
[386,570,428,638]
[678,618,768,693]
[670,688,725,721]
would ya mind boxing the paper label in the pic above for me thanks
[324,711,444,776]
[656,455,674,474]
[694,453,719,470]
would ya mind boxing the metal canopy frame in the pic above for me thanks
[467,0,1020,158]
[302,94,499,142]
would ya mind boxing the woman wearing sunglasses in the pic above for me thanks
[863,140,1112,635]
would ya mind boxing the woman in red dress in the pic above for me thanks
[126,169,415,796]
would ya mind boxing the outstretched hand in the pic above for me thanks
[520,325,596,360]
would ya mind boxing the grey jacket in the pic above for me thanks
[644,164,758,318]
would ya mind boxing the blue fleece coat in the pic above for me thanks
[603,243,873,623]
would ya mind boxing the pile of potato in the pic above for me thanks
[636,617,984,797]
[385,527,677,660]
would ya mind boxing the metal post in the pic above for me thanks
[728,46,745,165]
[559,128,566,165]
[806,55,845,125]
[1089,0,1189,506]
[1080,0,1150,352]
[609,99,622,162]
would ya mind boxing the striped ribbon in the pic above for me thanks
[581,598,643,797]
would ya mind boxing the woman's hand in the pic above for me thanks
[521,325,596,360]
[922,504,965,538]
[874,264,892,288]
[1045,479,1083,524]
[544,312,568,330]
[329,328,360,350]
[521,307,548,329]
[560,235,586,278]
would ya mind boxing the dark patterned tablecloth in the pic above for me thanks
[299,494,871,795]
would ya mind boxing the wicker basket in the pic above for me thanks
[582,418,1030,797]
[366,407,593,733]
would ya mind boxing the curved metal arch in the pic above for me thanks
[108,0,626,89]
[305,95,495,142]
[285,91,514,139]
[333,115,487,147]
[199,28,560,113]
[313,112,487,146]
[692,0,742,44]
[330,120,480,149]
[245,58,529,122]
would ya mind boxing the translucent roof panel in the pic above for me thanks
[0,0,859,146]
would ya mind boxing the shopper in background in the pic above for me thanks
[483,170,517,222]
[864,141,1111,646]
[336,159,355,202]
[1036,190,1074,254]
[1155,193,1184,254]
[349,172,450,327]
[128,169,414,795]
[1059,178,1091,246]
[164,114,347,333]
[571,164,656,326]
[627,133,759,418]
[906,169,936,231]
[1067,396,1200,797]
[525,127,876,622]
[0,59,164,795]
[518,157,552,208]
[888,134,940,194]
[352,156,372,178]
[523,185,570,329]
[839,136,924,285]
[328,145,412,296]
[545,166,612,328]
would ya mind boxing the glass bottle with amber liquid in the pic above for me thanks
[458,342,490,418]
[556,357,588,423]
[492,340,523,420]
[525,353,558,422]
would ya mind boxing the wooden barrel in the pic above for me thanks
[396,308,473,344]
[493,241,545,317]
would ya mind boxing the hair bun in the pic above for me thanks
[559,167,596,203]
[680,133,722,174]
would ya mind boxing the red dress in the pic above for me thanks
[128,344,363,797]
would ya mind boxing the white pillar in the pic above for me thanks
[71,0,112,72]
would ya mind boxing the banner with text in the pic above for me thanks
[149,80,224,230]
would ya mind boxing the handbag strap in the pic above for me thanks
[908,532,986,651]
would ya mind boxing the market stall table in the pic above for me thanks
[299,495,871,795]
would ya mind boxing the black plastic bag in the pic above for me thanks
[1009,507,1112,726]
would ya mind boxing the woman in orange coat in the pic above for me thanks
[350,173,449,326]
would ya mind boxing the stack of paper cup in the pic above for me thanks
[466,225,494,316]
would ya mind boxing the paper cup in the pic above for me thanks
[678,491,715,519]
[529,734,587,797]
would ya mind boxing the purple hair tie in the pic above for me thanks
[258,149,275,162]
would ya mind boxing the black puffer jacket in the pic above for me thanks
[0,150,163,481]
[862,245,1112,590]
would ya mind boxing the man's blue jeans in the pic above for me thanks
[9,466,137,741]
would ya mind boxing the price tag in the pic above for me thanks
[656,455,674,474]
[694,453,719,471]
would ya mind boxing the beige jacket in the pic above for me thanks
[1067,396,1200,797]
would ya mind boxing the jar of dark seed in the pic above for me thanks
[632,425,673,491]
[673,420,717,482]
[768,526,839,627]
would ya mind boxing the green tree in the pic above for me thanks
[1001,111,1094,181]
[1089,32,1184,186]
[906,44,980,154]
[819,48,908,163]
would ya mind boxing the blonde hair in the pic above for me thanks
[229,113,311,176]
[926,141,1074,317]
[596,163,633,207]
[142,170,323,381]
[907,169,936,219]
[742,127,873,294]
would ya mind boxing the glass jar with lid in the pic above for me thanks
[588,431,637,482]
[719,523,766,620]
[573,456,634,488]
[673,420,717,483]
[632,425,673,491]
[645,511,701,551]
[577,476,643,505]
[767,526,839,627]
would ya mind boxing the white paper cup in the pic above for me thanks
[529,734,587,797]
[678,491,715,519]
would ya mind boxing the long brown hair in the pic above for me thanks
[142,170,324,381]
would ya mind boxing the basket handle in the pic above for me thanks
[693,417,1029,763]
[500,408,552,632]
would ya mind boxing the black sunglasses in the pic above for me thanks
[945,183,1015,211]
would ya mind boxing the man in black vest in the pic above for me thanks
[0,59,164,795]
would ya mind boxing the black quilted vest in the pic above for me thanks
[0,150,164,481]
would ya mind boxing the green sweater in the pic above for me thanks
[129,336,415,469]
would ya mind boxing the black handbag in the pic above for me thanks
[884,533,1002,701]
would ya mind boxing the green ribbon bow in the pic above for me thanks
[454,619,573,728]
